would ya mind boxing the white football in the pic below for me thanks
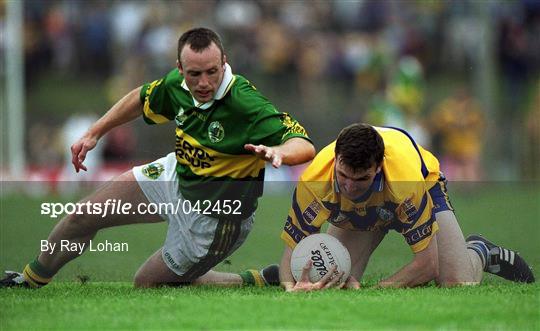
[290,233,351,284]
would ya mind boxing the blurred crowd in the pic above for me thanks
[5,0,540,180]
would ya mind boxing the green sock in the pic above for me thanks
[239,270,265,286]
[23,259,54,288]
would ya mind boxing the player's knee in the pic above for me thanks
[133,271,158,288]
[437,272,477,287]
[438,278,479,287]
[61,213,100,235]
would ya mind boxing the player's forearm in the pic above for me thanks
[378,238,439,288]
[378,259,438,288]
[86,87,143,140]
[279,246,296,291]
[276,138,315,166]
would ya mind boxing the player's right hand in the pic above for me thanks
[287,260,344,292]
[71,135,98,172]
[244,144,283,168]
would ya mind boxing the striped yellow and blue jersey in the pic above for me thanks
[140,65,310,218]
[281,126,441,253]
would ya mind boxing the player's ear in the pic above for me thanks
[177,60,183,74]
[222,54,227,68]
[375,165,382,174]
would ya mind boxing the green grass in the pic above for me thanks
[1,182,539,330]
[1,283,538,331]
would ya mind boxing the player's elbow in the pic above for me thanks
[288,138,315,165]
[413,237,440,282]
[304,143,316,160]
[414,255,439,282]
[297,144,315,166]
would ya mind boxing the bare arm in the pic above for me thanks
[245,137,315,168]
[279,245,296,291]
[378,235,439,288]
[71,87,143,172]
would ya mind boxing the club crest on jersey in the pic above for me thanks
[175,107,187,127]
[376,207,394,223]
[142,162,164,180]
[208,121,224,143]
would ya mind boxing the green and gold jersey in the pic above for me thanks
[140,65,310,219]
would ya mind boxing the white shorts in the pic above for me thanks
[133,152,254,279]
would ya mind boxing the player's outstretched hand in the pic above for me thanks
[287,260,345,292]
[71,135,98,173]
[244,144,283,168]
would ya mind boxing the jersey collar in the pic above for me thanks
[181,63,236,110]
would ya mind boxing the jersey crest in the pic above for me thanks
[208,121,225,143]
[142,162,165,180]
[376,206,395,223]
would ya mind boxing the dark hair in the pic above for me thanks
[177,27,225,63]
[335,123,384,171]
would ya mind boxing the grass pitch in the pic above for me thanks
[2,283,538,330]
[1,182,539,330]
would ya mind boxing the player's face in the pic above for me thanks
[335,157,381,200]
[178,42,225,103]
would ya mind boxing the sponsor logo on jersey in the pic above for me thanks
[405,221,433,246]
[397,198,417,224]
[284,216,307,243]
[175,136,215,169]
[175,107,187,126]
[376,206,395,223]
[302,201,322,223]
[208,121,225,143]
[142,162,165,180]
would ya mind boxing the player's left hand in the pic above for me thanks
[244,144,283,168]
[343,275,361,289]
